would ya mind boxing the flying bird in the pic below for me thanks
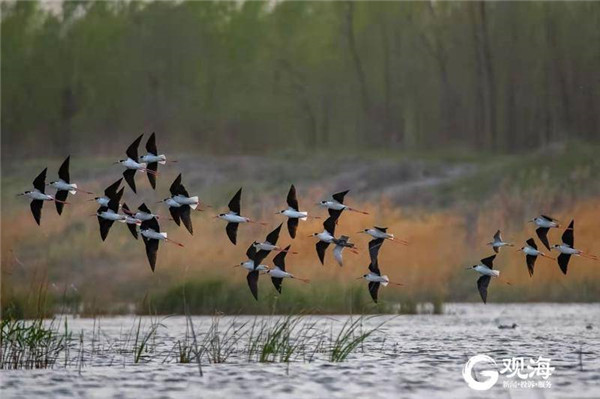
[310,215,338,265]
[235,243,270,272]
[138,132,171,189]
[217,188,264,245]
[140,216,184,272]
[122,203,142,239]
[332,235,359,267]
[123,203,160,222]
[244,242,272,301]
[358,226,408,245]
[162,174,199,235]
[517,238,553,277]
[91,178,123,207]
[95,194,126,241]
[115,134,157,193]
[18,168,70,225]
[276,184,309,239]
[358,237,401,303]
[267,245,309,294]
[318,190,368,217]
[530,215,560,250]
[252,223,295,255]
[466,255,510,304]
[487,230,514,253]
[49,155,93,215]
[551,220,598,275]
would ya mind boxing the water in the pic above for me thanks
[1,304,599,398]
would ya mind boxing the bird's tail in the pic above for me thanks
[158,155,167,165]
[69,183,78,195]
[188,197,199,210]
[381,276,389,287]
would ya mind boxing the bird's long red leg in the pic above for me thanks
[166,238,184,247]
[75,188,95,195]
[348,207,369,215]
[581,252,599,261]
[540,253,556,260]
[293,277,310,283]
[53,199,71,205]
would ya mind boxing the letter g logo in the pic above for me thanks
[462,355,499,391]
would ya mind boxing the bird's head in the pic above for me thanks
[319,200,327,205]
[218,213,226,217]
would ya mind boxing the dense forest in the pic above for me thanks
[2,1,599,158]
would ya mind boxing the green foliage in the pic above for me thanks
[2,1,599,158]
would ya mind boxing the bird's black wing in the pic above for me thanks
[536,227,551,250]
[247,270,259,300]
[177,183,190,197]
[557,253,571,275]
[54,190,68,215]
[143,237,159,272]
[169,206,181,226]
[323,215,337,236]
[58,156,70,183]
[228,187,242,214]
[122,202,132,214]
[127,223,138,240]
[138,203,151,214]
[126,134,143,160]
[115,187,125,203]
[332,190,350,204]
[30,200,43,225]
[493,230,501,242]
[97,209,114,242]
[541,214,557,222]
[374,226,388,233]
[104,178,123,198]
[368,282,380,304]
[287,218,299,239]
[287,184,299,211]
[226,222,239,245]
[33,168,47,193]
[265,223,282,245]
[179,205,193,235]
[562,220,574,247]
[146,162,157,189]
[368,259,381,275]
[271,277,283,294]
[141,216,160,232]
[492,246,499,254]
[316,241,330,265]
[328,208,343,220]
[146,132,157,155]
[480,255,496,269]
[368,238,385,265]
[273,246,289,272]
[107,197,120,213]
[123,169,137,193]
[477,275,492,304]
[526,238,537,250]
[525,255,536,277]
[254,249,270,268]
[246,243,257,260]
[169,174,182,196]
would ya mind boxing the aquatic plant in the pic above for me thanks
[329,316,386,362]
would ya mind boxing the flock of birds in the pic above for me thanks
[17,134,598,304]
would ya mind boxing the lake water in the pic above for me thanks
[1,304,599,398]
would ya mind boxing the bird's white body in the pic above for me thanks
[164,198,181,208]
[133,212,156,221]
[282,209,308,220]
[95,196,110,207]
[121,158,147,170]
[241,261,269,272]
[25,190,54,201]
[98,209,126,222]
[268,267,293,279]
[364,273,389,286]
[319,201,346,211]
[253,242,278,251]
[139,154,167,164]
[316,230,335,243]
[533,217,558,228]
[125,216,141,225]
[50,180,77,194]
[173,195,199,209]
[491,241,510,250]
[473,265,500,277]
[141,229,167,240]
[522,246,543,256]
[553,244,580,255]
[219,213,249,223]
[365,229,394,240]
